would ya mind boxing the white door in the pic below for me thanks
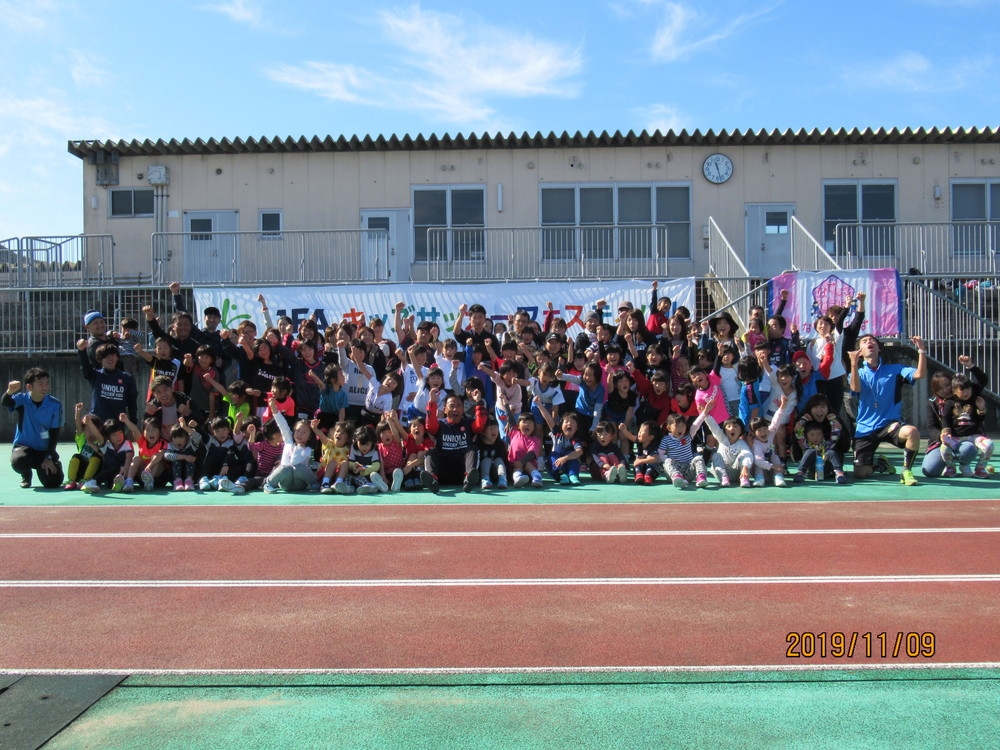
[361,209,410,281]
[745,203,795,278]
[183,210,239,282]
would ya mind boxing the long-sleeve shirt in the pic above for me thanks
[273,410,313,468]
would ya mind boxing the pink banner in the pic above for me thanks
[768,269,902,337]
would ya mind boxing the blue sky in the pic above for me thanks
[1,0,998,239]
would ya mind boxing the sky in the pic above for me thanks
[1,0,998,239]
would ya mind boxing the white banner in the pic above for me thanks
[193,279,696,337]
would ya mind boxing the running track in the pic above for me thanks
[2,500,999,673]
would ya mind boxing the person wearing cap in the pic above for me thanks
[699,311,741,363]
[83,309,115,368]
[170,281,228,381]
[573,302,605,356]
[791,349,823,406]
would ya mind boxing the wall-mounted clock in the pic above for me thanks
[703,153,733,184]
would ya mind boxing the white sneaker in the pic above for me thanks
[82,479,99,494]
[391,468,404,493]
[198,477,213,492]
[753,471,765,488]
[218,477,235,492]
[140,470,154,491]
[774,473,787,488]
[356,483,378,495]
[513,471,530,488]
[371,473,389,493]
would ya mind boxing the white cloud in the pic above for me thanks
[842,52,986,93]
[0,0,59,33]
[644,1,778,63]
[69,50,113,89]
[637,103,687,134]
[201,0,264,26]
[264,4,583,126]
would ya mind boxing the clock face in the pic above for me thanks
[703,153,733,184]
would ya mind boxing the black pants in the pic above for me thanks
[425,448,477,486]
[11,446,64,488]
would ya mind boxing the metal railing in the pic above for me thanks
[705,217,753,326]
[0,235,117,287]
[834,222,1000,276]
[902,277,1000,400]
[791,217,842,272]
[151,229,390,285]
[0,286,177,355]
[423,225,683,281]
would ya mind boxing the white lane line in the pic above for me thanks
[3,663,1000,675]
[3,527,1000,539]
[3,574,1000,588]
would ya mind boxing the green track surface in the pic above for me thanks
[40,670,1000,750]
[3,443,997,748]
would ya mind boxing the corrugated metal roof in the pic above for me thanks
[67,126,1000,159]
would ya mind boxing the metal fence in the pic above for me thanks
[424,226,680,281]
[791,217,842,273]
[0,286,177,355]
[705,217,755,326]
[834,222,1000,276]
[0,235,118,287]
[151,229,390,285]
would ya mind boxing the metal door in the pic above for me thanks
[745,203,795,278]
[183,210,239,282]
[361,209,410,281]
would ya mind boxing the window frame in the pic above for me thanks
[949,179,1000,255]
[822,179,897,255]
[108,187,155,218]
[411,185,486,263]
[259,209,283,240]
[538,182,692,261]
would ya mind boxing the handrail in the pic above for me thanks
[790,216,841,272]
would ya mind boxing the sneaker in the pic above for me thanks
[497,476,508,489]
[568,473,580,485]
[900,468,918,486]
[739,476,753,488]
[391,468,404,493]
[793,472,805,484]
[463,469,481,493]
[753,471,765,488]
[198,477,213,492]
[320,483,334,494]
[774,473,787,488]
[262,482,278,494]
[873,453,896,475]
[530,474,544,489]
[973,468,990,479]
[420,470,440,493]
[835,473,847,485]
[111,475,125,493]
[218,477,235,492]
[141,470,154,491]
[18,474,31,489]
[695,473,708,489]
[173,478,184,492]
[616,465,629,483]
[231,483,246,496]
[634,474,645,485]
[184,478,194,492]
[671,473,686,488]
[334,480,354,495]
[371,473,389,493]
[123,478,135,492]
[720,475,731,488]
[643,474,655,485]
[513,472,530,488]
[63,481,78,491]
[481,479,492,491]
[559,474,571,485]
[82,479,99,493]
[960,465,975,478]
[356,484,378,495]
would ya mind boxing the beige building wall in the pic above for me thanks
[80,140,1000,280]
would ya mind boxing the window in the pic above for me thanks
[260,210,283,239]
[823,182,896,255]
[413,187,485,262]
[109,188,154,218]
[189,218,212,242]
[951,181,1000,254]
[540,184,691,261]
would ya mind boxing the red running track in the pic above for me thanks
[2,501,999,672]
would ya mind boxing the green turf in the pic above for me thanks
[41,670,1000,750]
[1,443,996,506]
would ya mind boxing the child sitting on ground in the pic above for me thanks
[632,420,662,486]
[63,403,103,490]
[658,406,711,490]
[161,419,200,492]
[794,420,846,484]
[263,398,317,494]
[940,373,994,478]
[314,419,353,494]
[589,420,628,483]
[537,401,585,485]
[119,412,168,491]
[338,424,387,495]
[81,417,134,494]
[475,417,508,490]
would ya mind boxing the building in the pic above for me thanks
[67,127,1000,286]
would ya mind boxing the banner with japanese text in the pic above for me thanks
[767,269,902,337]
[193,279,696,337]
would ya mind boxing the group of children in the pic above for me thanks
[49,277,994,496]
